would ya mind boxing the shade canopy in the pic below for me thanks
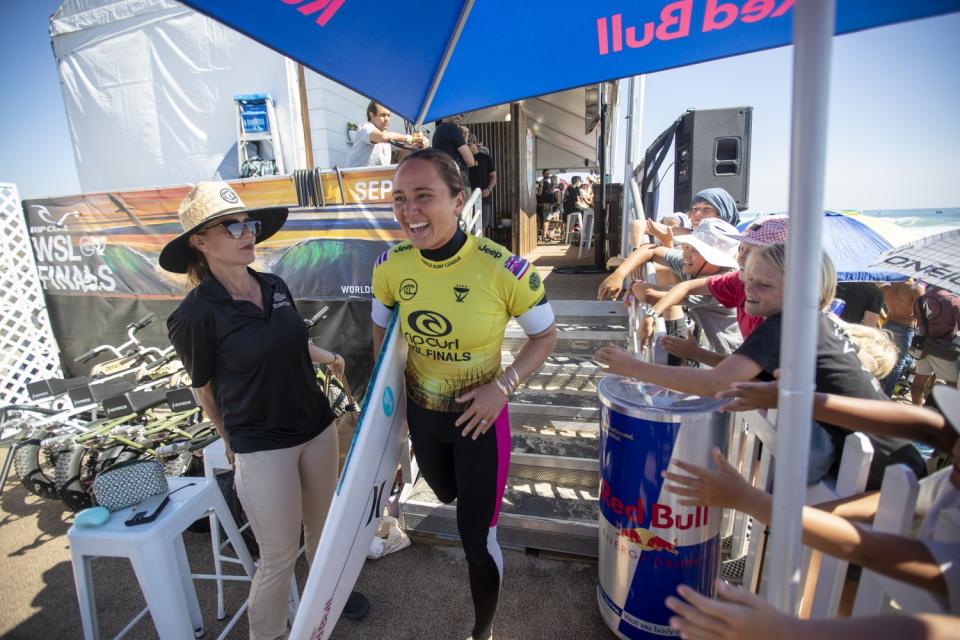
[178,0,958,124]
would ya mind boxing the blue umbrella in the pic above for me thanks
[177,0,958,125]
[738,211,903,281]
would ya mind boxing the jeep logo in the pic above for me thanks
[479,244,503,260]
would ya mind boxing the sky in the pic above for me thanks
[1,3,959,213]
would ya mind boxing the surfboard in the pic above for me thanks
[289,310,408,640]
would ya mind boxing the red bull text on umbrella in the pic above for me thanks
[596,377,727,639]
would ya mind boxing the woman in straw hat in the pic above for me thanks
[162,181,367,639]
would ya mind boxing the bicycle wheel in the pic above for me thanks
[55,444,138,512]
[55,444,99,511]
[12,429,60,499]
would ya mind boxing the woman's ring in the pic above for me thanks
[480,418,488,424]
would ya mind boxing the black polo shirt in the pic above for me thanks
[167,270,334,454]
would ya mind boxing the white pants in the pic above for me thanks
[235,426,338,640]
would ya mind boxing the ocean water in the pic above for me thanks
[741,207,959,240]
[859,207,960,237]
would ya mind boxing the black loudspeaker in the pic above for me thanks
[673,107,752,212]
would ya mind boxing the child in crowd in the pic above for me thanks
[631,216,787,367]
[597,187,741,301]
[629,218,743,357]
[595,243,925,487]
[664,383,960,630]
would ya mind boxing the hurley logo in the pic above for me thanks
[281,0,347,27]
[454,285,470,303]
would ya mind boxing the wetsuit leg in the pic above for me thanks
[452,404,510,640]
[406,400,458,503]
[406,400,510,640]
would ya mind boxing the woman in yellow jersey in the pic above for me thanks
[372,149,557,640]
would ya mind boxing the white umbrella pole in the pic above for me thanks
[621,75,646,259]
[767,0,834,614]
[414,0,474,129]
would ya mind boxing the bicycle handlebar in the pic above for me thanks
[77,348,104,363]
[129,313,156,331]
[303,306,330,330]
[154,433,220,457]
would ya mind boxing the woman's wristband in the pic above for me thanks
[329,352,340,366]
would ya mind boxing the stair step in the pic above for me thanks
[503,337,619,357]
[509,388,600,420]
[400,476,600,558]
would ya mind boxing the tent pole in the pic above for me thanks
[414,0,475,129]
[768,0,835,614]
[621,75,645,259]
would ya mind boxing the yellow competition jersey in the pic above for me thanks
[372,235,546,412]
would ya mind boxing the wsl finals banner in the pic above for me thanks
[22,168,403,389]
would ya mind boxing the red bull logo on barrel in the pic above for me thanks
[596,377,726,639]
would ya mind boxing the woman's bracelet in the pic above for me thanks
[329,352,340,366]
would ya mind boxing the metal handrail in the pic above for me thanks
[461,187,483,236]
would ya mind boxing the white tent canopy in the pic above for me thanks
[50,0,309,192]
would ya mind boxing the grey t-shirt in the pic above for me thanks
[663,249,743,355]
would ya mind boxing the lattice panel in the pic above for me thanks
[0,184,62,405]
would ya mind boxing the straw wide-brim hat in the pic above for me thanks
[158,181,288,273]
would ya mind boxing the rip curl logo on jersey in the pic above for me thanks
[453,284,470,302]
[399,278,418,301]
[504,255,531,279]
[219,188,239,204]
[382,385,395,416]
[408,310,452,337]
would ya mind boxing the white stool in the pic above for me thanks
[68,476,255,640]
[578,209,595,259]
[564,212,583,245]
[203,439,301,626]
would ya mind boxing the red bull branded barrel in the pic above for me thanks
[597,376,726,639]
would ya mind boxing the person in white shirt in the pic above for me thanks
[343,101,425,168]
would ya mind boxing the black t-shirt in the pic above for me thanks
[835,282,884,324]
[167,270,334,454]
[563,184,582,213]
[537,179,555,206]
[735,312,924,487]
[432,121,467,169]
[469,151,495,203]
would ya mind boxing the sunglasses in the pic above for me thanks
[203,219,262,239]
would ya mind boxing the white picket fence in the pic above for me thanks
[728,409,949,618]
[0,184,62,406]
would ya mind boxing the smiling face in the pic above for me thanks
[392,157,463,250]
[743,253,784,318]
[680,244,710,276]
[689,202,719,228]
[189,213,256,269]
